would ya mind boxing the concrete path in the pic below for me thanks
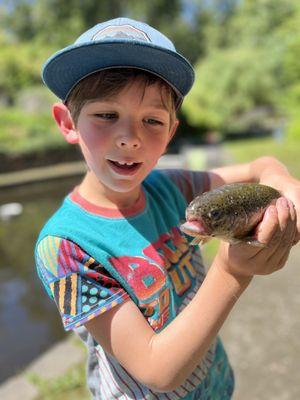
[0,335,86,400]
[0,152,188,190]
[0,161,86,189]
[221,244,300,400]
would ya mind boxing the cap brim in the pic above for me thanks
[42,40,194,102]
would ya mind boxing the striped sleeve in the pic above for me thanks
[160,169,210,203]
[35,236,129,331]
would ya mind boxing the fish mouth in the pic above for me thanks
[180,218,208,238]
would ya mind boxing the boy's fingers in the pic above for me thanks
[287,199,297,222]
[288,199,299,245]
[262,197,295,249]
[255,205,279,246]
[276,197,290,232]
[255,197,296,250]
[277,198,297,246]
[266,198,296,264]
[286,199,298,245]
[266,243,291,272]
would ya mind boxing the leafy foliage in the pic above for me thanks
[0,40,56,103]
[28,362,89,400]
[183,0,300,138]
[276,3,300,139]
[1,0,300,153]
[183,46,281,132]
[0,108,64,154]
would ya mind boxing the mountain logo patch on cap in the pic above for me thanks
[92,24,151,42]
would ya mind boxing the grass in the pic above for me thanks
[185,136,300,178]
[27,363,90,400]
[0,107,65,155]
[224,137,300,178]
[202,239,220,265]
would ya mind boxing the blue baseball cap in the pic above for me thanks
[42,17,194,106]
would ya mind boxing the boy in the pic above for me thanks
[35,17,299,399]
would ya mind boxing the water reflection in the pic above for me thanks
[0,176,83,383]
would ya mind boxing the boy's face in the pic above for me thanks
[55,80,178,203]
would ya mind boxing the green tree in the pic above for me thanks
[0,39,56,103]
[183,0,300,137]
[2,0,237,63]
[275,2,300,140]
[3,0,181,46]
[183,46,280,131]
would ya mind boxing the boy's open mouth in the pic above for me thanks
[107,159,142,175]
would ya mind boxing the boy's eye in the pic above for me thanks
[94,113,117,120]
[145,118,163,126]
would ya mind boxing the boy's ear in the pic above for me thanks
[168,119,179,142]
[52,103,79,144]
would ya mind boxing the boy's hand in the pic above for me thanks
[216,197,297,279]
[259,175,300,245]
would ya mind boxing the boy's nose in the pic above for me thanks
[115,130,141,149]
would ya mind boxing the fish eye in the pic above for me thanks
[208,209,222,219]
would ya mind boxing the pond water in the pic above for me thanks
[0,176,83,383]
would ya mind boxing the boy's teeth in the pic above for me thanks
[117,161,134,166]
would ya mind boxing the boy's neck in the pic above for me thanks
[78,172,142,209]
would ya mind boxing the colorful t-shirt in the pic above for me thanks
[35,169,234,399]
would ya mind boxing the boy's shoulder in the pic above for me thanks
[36,194,75,241]
[144,168,191,202]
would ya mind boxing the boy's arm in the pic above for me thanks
[208,156,290,188]
[85,197,296,392]
[86,264,249,393]
[209,156,300,242]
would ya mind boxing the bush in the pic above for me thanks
[0,40,55,103]
[0,107,65,154]
[182,46,280,134]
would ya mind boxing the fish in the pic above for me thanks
[180,182,281,246]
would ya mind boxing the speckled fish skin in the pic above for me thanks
[182,183,281,245]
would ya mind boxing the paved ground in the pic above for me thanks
[222,244,300,400]
[0,335,86,400]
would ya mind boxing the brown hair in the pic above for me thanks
[66,68,178,127]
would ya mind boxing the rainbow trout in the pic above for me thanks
[180,183,281,246]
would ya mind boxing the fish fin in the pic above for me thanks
[190,237,202,246]
[190,236,211,246]
[201,237,212,245]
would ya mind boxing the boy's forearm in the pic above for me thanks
[147,260,252,391]
[209,156,290,189]
[85,254,252,393]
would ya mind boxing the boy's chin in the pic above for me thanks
[108,181,141,194]
[99,177,142,195]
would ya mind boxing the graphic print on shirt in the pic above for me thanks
[110,226,198,331]
[36,236,129,328]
